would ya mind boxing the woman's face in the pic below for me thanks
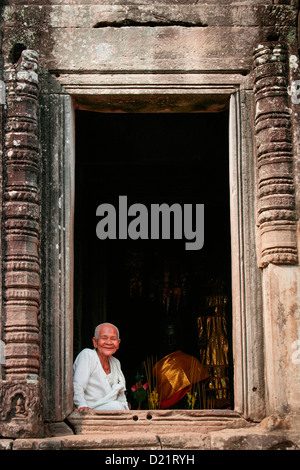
[92,325,121,358]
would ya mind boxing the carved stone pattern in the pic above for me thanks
[253,43,298,267]
[3,50,41,379]
[0,381,43,438]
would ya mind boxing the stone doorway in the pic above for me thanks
[73,109,234,411]
[39,87,263,425]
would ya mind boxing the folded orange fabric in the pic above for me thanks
[159,387,190,409]
[153,350,209,408]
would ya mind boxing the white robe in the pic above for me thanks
[73,348,129,410]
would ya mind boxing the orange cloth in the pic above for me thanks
[153,350,209,408]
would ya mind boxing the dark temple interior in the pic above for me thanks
[74,109,233,410]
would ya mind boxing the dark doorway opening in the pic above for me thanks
[74,109,233,410]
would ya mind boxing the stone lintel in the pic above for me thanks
[2,4,298,29]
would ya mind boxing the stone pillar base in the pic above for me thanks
[0,380,43,438]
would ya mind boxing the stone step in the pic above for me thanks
[66,409,251,435]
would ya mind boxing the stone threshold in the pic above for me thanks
[66,409,251,435]
[1,411,299,450]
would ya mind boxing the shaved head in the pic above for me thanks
[94,323,119,340]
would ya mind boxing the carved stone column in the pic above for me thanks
[0,50,43,437]
[253,42,298,268]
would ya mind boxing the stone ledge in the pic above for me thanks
[2,412,300,450]
[209,428,300,451]
[6,413,300,450]
[66,409,252,435]
[7,428,300,450]
[13,432,161,450]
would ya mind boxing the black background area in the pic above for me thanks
[74,110,231,389]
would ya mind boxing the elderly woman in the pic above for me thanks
[73,323,129,411]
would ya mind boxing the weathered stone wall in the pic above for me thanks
[1,1,299,75]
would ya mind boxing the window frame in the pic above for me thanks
[40,80,265,425]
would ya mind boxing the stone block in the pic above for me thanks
[0,439,13,450]
[210,428,300,450]
[59,432,161,450]
[159,432,210,450]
